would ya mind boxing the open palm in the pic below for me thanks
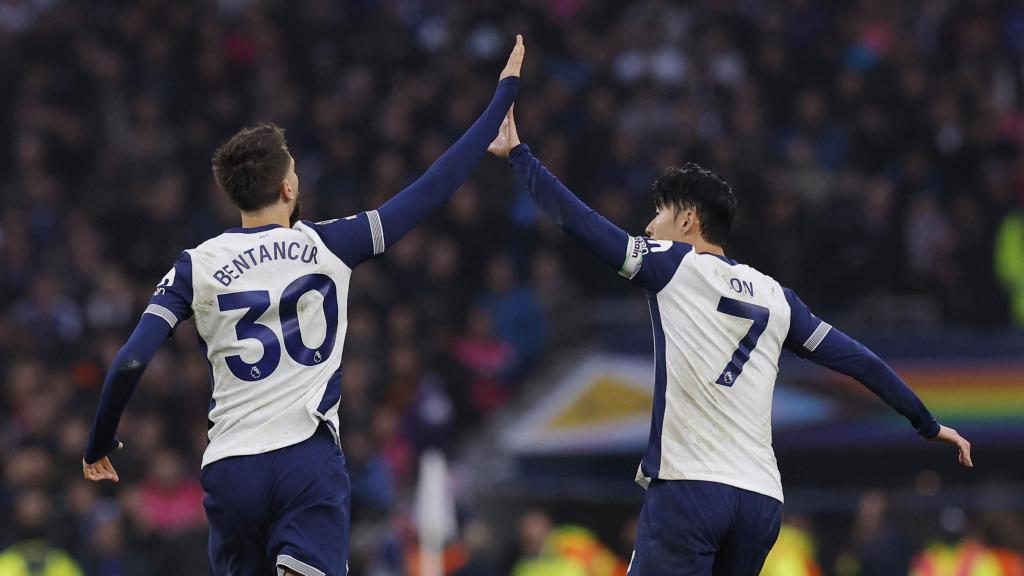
[488,107,520,158]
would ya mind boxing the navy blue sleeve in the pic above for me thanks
[783,288,940,438]
[621,237,693,292]
[145,251,194,331]
[306,213,380,269]
[376,77,518,247]
[314,78,519,268]
[509,144,689,292]
[84,313,171,463]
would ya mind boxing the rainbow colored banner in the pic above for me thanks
[819,363,1024,423]
[501,354,1024,456]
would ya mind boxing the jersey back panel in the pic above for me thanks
[185,223,350,467]
[641,248,792,502]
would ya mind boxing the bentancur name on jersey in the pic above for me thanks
[212,239,320,287]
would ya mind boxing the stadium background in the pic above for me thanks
[1,0,1024,574]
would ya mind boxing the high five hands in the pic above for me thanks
[500,34,525,80]
[491,35,524,159]
[488,105,521,159]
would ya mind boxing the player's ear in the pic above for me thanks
[281,178,295,202]
[678,209,696,235]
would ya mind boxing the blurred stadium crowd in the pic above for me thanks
[1,0,1022,574]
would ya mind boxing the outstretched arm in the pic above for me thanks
[509,143,630,270]
[784,288,973,467]
[83,314,170,479]
[492,110,687,292]
[84,252,194,481]
[312,36,524,268]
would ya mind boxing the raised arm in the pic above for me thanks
[492,110,687,292]
[508,143,630,268]
[783,288,973,467]
[83,252,193,480]
[310,36,524,268]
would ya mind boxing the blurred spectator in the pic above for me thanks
[478,254,546,372]
[511,510,582,576]
[530,249,582,344]
[133,450,204,535]
[996,208,1024,325]
[450,307,517,415]
[512,510,555,566]
[0,490,83,576]
[375,406,415,485]
[459,519,501,576]
[11,273,83,349]
[761,517,823,576]
[835,491,915,576]
[79,505,150,576]
[129,450,206,576]
[910,538,1024,576]
[510,512,625,576]
[909,505,1024,576]
[542,526,626,576]
[346,429,397,519]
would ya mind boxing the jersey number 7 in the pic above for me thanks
[217,274,339,381]
[715,297,769,387]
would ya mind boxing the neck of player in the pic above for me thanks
[240,204,292,230]
[682,235,725,257]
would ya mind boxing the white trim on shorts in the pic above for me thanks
[277,555,325,576]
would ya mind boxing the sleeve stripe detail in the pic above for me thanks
[367,210,385,255]
[144,304,178,328]
[803,321,832,351]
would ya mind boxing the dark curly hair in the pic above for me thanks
[652,162,737,246]
[211,123,291,212]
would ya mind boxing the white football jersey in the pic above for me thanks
[621,236,832,503]
[145,213,386,467]
[505,147,928,505]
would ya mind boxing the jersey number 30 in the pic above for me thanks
[217,274,339,381]
[715,296,769,387]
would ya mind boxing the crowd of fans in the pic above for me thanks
[505,498,1024,576]
[1,0,1022,574]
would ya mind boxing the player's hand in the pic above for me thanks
[488,107,521,158]
[82,441,123,482]
[931,425,973,468]
[499,34,525,80]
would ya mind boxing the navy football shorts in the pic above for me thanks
[628,479,782,576]
[201,422,350,576]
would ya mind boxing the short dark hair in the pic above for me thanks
[652,163,736,246]
[211,123,291,212]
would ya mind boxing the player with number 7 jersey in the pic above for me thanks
[486,106,973,576]
[82,36,525,576]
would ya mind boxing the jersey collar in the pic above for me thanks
[697,251,738,266]
[225,224,284,234]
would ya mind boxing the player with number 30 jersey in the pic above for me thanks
[82,36,526,576]
[485,105,973,576]
[153,218,372,467]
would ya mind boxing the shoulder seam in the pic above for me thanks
[651,243,690,295]
[296,219,354,272]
